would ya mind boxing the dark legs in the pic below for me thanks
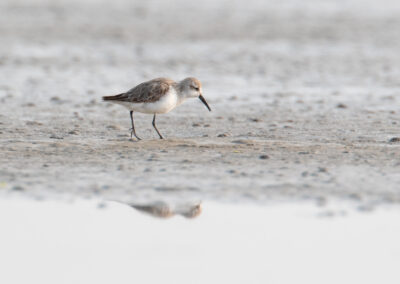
[152,114,164,139]
[129,111,141,140]
[129,112,164,140]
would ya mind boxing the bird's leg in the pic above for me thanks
[152,114,164,139]
[129,111,141,140]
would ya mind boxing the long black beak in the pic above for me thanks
[199,95,211,111]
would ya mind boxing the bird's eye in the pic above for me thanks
[191,86,199,91]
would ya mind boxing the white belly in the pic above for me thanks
[113,89,182,114]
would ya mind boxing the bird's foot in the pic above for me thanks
[130,129,141,141]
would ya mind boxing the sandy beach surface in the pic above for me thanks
[1,0,400,208]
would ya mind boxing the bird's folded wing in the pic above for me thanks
[104,78,175,103]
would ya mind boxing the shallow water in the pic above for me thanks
[1,198,399,284]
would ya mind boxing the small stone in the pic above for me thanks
[217,133,230,137]
[68,130,79,135]
[97,202,107,209]
[357,205,374,212]
[336,103,347,109]
[22,103,36,107]
[50,96,61,102]
[348,193,361,200]
[12,185,24,191]
[50,134,63,139]
[106,125,122,130]
[147,154,159,161]
[389,137,400,143]
[259,154,269,159]
[26,121,43,126]
[232,140,247,144]
[316,197,327,207]
[192,123,200,127]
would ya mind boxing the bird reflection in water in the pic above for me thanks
[128,201,202,219]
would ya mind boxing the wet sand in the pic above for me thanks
[1,0,400,207]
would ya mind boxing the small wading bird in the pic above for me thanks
[103,77,211,140]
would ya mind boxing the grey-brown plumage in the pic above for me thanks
[103,78,176,103]
[102,77,211,140]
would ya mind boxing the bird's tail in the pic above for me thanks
[102,93,126,101]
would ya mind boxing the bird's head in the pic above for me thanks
[179,77,211,111]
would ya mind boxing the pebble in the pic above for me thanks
[50,96,62,103]
[12,185,24,191]
[68,130,80,135]
[217,133,230,137]
[26,121,43,126]
[50,134,64,139]
[106,125,122,130]
[389,137,400,143]
[22,103,36,107]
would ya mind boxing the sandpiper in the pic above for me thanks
[103,77,211,140]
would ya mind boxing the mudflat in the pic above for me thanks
[1,0,400,207]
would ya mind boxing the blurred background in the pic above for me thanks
[2,0,400,102]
